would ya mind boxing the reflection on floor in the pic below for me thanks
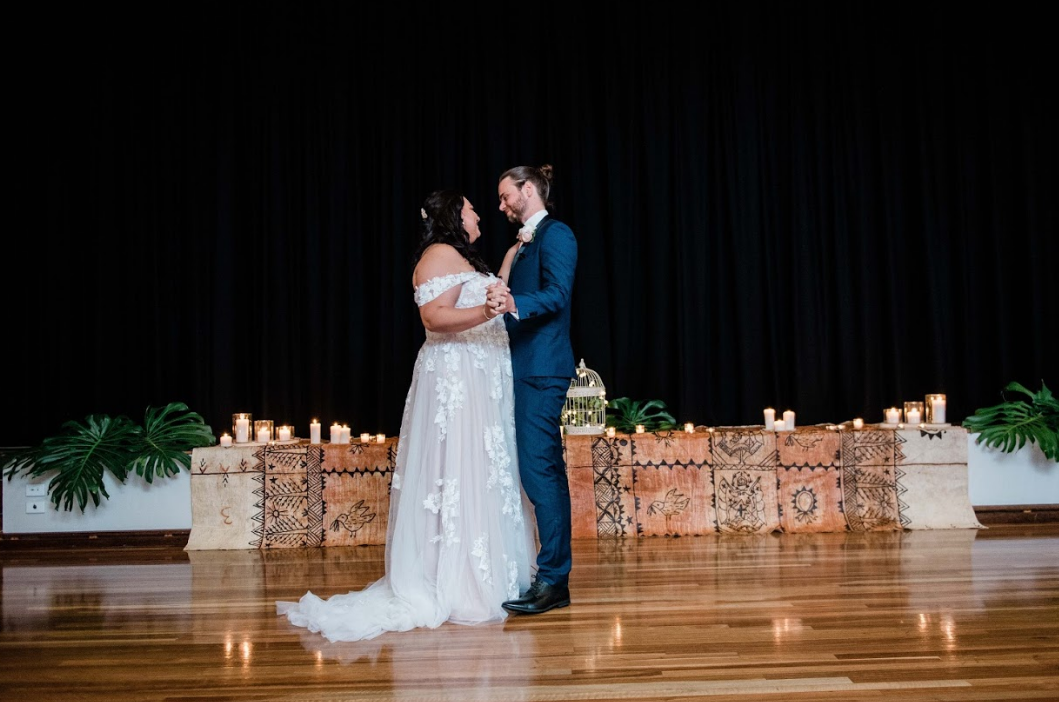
[2,525,1058,701]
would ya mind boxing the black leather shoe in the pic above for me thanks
[502,580,570,614]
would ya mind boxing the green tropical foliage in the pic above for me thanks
[963,380,1059,462]
[2,402,216,512]
[605,397,678,433]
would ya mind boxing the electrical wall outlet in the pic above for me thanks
[26,501,46,514]
[25,484,48,497]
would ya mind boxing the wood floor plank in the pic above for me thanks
[0,524,1056,701]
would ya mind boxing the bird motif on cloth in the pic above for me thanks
[330,500,376,536]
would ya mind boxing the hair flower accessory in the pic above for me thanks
[420,208,428,220]
[517,225,536,243]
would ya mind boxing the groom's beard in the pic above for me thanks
[506,195,528,224]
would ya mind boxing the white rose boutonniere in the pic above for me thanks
[517,225,536,244]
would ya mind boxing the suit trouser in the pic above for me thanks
[513,376,572,587]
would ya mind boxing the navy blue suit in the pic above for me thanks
[504,215,577,587]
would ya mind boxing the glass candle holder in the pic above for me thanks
[276,425,293,441]
[884,407,901,424]
[903,401,924,425]
[925,394,947,424]
[254,419,274,443]
[232,413,252,443]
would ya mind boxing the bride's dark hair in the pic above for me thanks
[412,189,490,274]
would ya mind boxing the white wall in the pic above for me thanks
[2,469,191,534]
[967,435,1058,506]
[1,434,1055,534]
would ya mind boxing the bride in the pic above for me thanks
[277,189,535,642]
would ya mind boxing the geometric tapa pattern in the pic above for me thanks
[186,426,981,550]
[186,440,396,551]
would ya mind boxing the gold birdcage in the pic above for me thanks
[563,359,607,435]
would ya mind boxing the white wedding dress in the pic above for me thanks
[277,271,535,642]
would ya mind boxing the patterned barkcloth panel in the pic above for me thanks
[186,426,980,550]
[186,441,396,551]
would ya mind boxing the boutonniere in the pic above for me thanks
[517,225,536,244]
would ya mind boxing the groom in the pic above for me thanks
[488,164,578,614]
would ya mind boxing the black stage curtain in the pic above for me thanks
[6,3,1054,446]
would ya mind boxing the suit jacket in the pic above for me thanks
[504,215,578,380]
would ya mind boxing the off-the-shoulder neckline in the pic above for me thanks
[413,270,489,292]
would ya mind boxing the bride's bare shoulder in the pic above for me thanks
[413,244,473,288]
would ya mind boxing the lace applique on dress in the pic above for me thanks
[424,477,460,546]
[471,534,492,584]
[483,424,523,525]
[413,271,480,307]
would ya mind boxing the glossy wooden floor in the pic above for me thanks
[1,525,1057,701]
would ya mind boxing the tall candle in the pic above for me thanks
[885,407,900,424]
[235,418,249,443]
[330,423,341,443]
[310,420,321,444]
[277,426,291,441]
[220,433,233,447]
[783,410,796,431]
[341,426,351,444]
[763,408,776,430]
[927,395,947,424]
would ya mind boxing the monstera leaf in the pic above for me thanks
[131,402,215,481]
[606,397,678,433]
[963,380,1059,462]
[2,402,215,512]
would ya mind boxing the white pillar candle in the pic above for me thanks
[257,427,271,443]
[763,408,775,430]
[277,426,291,441]
[928,396,946,424]
[310,420,321,444]
[906,408,921,425]
[783,410,796,430]
[376,433,386,443]
[774,418,786,431]
[341,426,351,444]
[330,423,341,443]
[606,427,616,438]
[220,433,233,447]
[853,418,864,429]
[361,432,372,443]
[885,407,900,424]
[235,418,249,443]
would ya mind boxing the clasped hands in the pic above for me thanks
[485,282,514,318]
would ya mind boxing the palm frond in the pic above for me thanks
[2,402,217,511]
[130,402,216,482]
[964,380,1058,462]
[19,415,138,511]
[606,397,678,433]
